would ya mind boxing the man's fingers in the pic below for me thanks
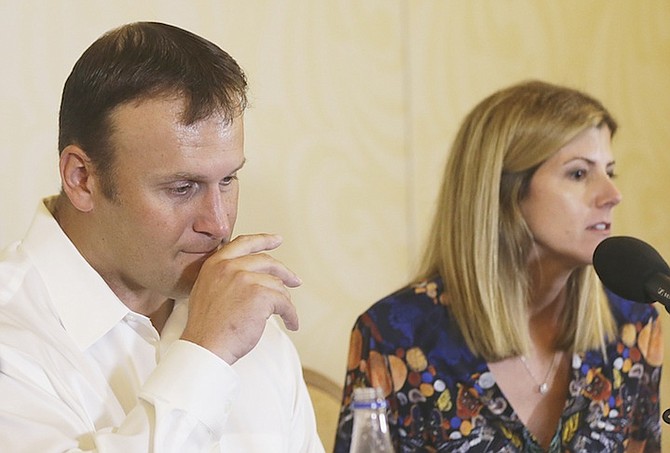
[251,274,299,330]
[211,233,302,286]
[209,250,302,288]
[214,233,283,260]
[273,297,299,331]
[183,233,302,363]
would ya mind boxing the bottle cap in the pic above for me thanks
[351,387,387,410]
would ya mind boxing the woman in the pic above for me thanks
[334,81,662,452]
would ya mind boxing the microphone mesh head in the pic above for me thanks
[592,236,670,303]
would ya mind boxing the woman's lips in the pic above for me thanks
[588,222,610,232]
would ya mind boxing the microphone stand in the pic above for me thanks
[661,304,670,424]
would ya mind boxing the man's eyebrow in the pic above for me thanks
[234,157,248,172]
[159,158,247,182]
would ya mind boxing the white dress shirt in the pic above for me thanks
[0,198,324,453]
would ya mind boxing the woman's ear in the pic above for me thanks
[59,145,96,212]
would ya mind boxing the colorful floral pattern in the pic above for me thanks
[334,278,662,452]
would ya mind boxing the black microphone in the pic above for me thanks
[592,236,670,311]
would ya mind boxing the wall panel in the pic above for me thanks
[1,0,669,448]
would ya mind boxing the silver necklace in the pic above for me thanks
[519,352,560,395]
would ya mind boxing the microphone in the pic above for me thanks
[592,236,670,311]
[594,236,670,427]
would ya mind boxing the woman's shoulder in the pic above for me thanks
[363,276,447,317]
[353,276,467,355]
[353,277,455,341]
[606,288,660,325]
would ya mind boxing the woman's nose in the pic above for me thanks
[597,175,622,208]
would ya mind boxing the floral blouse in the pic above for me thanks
[334,278,663,452]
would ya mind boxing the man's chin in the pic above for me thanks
[173,264,201,298]
[169,281,195,300]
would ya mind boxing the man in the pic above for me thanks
[0,22,324,452]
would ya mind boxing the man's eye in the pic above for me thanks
[221,175,238,186]
[170,183,195,195]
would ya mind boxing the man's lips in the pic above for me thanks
[181,239,226,257]
[181,246,219,256]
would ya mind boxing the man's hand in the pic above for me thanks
[180,234,301,365]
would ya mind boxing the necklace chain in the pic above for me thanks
[519,352,560,395]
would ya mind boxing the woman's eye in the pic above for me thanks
[570,169,587,180]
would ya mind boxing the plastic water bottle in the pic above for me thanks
[349,387,395,452]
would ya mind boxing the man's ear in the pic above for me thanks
[59,145,96,213]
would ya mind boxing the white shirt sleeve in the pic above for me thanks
[0,340,238,453]
[98,340,239,452]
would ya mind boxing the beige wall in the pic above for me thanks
[1,0,669,447]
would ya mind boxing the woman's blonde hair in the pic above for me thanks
[417,80,617,361]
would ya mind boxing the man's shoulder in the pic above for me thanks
[0,241,43,309]
[228,316,301,372]
[0,242,64,353]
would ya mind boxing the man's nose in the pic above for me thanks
[193,191,231,240]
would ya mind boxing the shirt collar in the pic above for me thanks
[19,197,130,351]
